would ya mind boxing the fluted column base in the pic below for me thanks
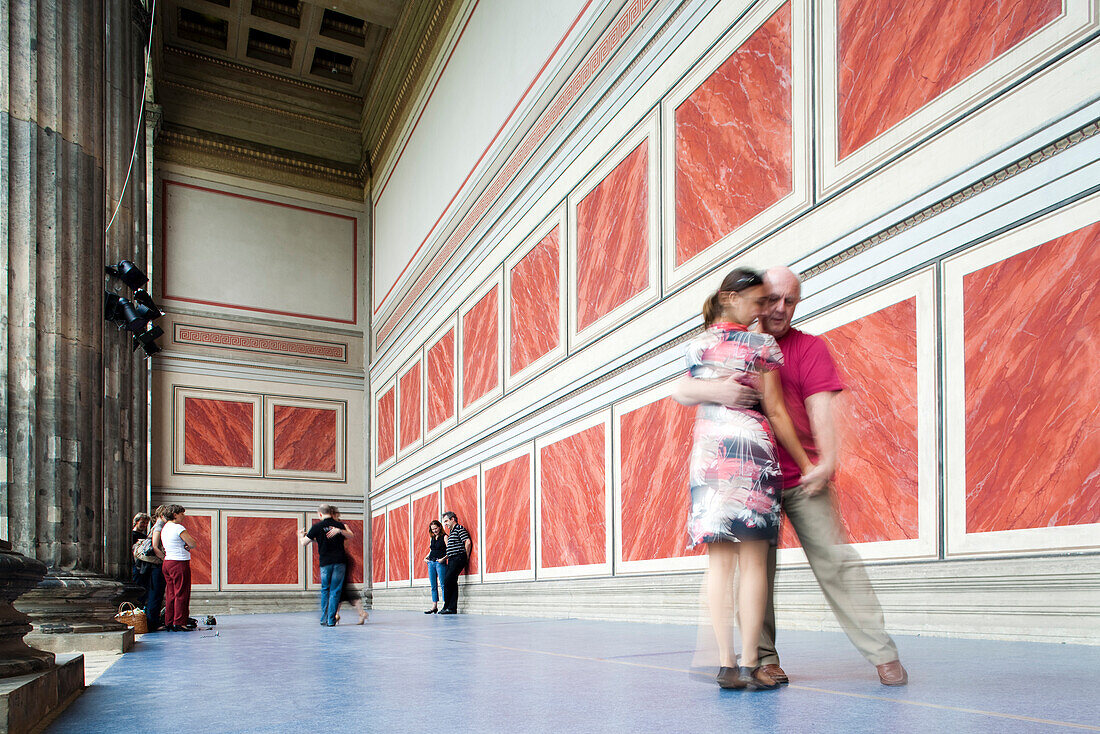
[14,570,130,635]
[0,541,55,679]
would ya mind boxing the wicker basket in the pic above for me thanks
[114,602,148,634]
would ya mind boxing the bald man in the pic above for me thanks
[683,267,907,686]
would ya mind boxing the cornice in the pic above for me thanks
[164,45,362,102]
[157,125,363,200]
[361,0,462,173]
[159,79,358,133]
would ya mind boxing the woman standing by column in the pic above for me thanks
[674,267,825,690]
[160,505,197,632]
[423,520,447,614]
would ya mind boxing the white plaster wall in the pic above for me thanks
[371,0,591,313]
[162,177,359,324]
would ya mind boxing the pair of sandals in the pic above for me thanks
[333,611,368,625]
[716,665,779,691]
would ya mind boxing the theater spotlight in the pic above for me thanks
[104,291,148,333]
[133,325,164,356]
[132,290,163,321]
[105,260,148,290]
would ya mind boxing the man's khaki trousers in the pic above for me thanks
[758,484,898,666]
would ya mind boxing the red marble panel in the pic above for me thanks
[462,285,499,408]
[399,360,422,450]
[312,518,364,584]
[510,228,560,375]
[387,504,410,582]
[540,425,606,568]
[272,405,337,472]
[442,475,478,576]
[226,516,298,584]
[837,0,1061,158]
[427,328,455,432]
[484,455,532,573]
[377,386,396,464]
[820,298,919,543]
[964,222,1100,533]
[185,514,213,585]
[575,141,649,331]
[183,397,254,467]
[620,397,704,561]
[371,514,386,584]
[411,492,440,580]
[675,2,792,267]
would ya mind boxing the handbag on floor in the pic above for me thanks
[114,602,149,634]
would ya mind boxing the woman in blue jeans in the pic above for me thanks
[424,520,447,614]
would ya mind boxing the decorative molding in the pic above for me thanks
[801,119,1100,281]
[165,45,361,102]
[174,323,349,363]
[159,79,358,133]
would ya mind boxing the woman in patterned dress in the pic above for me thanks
[674,267,825,690]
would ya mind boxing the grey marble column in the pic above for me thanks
[2,0,151,632]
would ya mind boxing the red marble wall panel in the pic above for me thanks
[540,425,606,568]
[226,516,298,584]
[443,475,478,576]
[377,386,396,464]
[427,328,455,432]
[675,2,792,266]
[411,492,440,580]
[183,397,254,467]
[462,286,499,408]
[819,298,919,543]
[399,360,422,450]
[312,518,364,584]
[575,141,649,331]
[620,397,703,561]
[510,228,561,375]
[371,514,386,584]
[185,514,213,585]
[387,504,410,582]
[964,222,1100,533]
[484,455,532,573]
[272,405,337,472]
[837,0,1061,158]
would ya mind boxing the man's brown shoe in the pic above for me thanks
[876,660,908,686]
[759,664,788,685]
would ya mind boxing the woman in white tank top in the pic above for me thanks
[160,505,197,631]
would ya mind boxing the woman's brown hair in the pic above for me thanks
[428,520,443,537]
[702,267,764,327]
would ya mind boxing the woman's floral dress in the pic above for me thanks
[685,322,784,546]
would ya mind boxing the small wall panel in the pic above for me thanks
[410,488,441,582]
[222,513,302,588]
[398,358,423,454]
[375,381,396,470]
[174,388,262,477]
[266,397,345,480]
[425,321,458,438]
[614,387,703,572]
[569,116,660,349]
[482,447,535,580]
[460,277,504,416]
[387,502,411,584]
[536,413,612,578]
[505,208,567,388]
[441,470,480,578]
[945,198,1100,555]
[371,512,386,585]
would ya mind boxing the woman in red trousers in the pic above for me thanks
[160,504,197,632]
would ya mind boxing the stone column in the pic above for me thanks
[1,0,150,644]
[0,541,53,678]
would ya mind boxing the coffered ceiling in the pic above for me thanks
[154,0,459,199]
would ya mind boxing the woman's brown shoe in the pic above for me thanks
[716,666,745,689]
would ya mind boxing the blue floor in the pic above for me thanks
[48,611,1100,733]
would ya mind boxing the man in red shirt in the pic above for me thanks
[680,266,907,686]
